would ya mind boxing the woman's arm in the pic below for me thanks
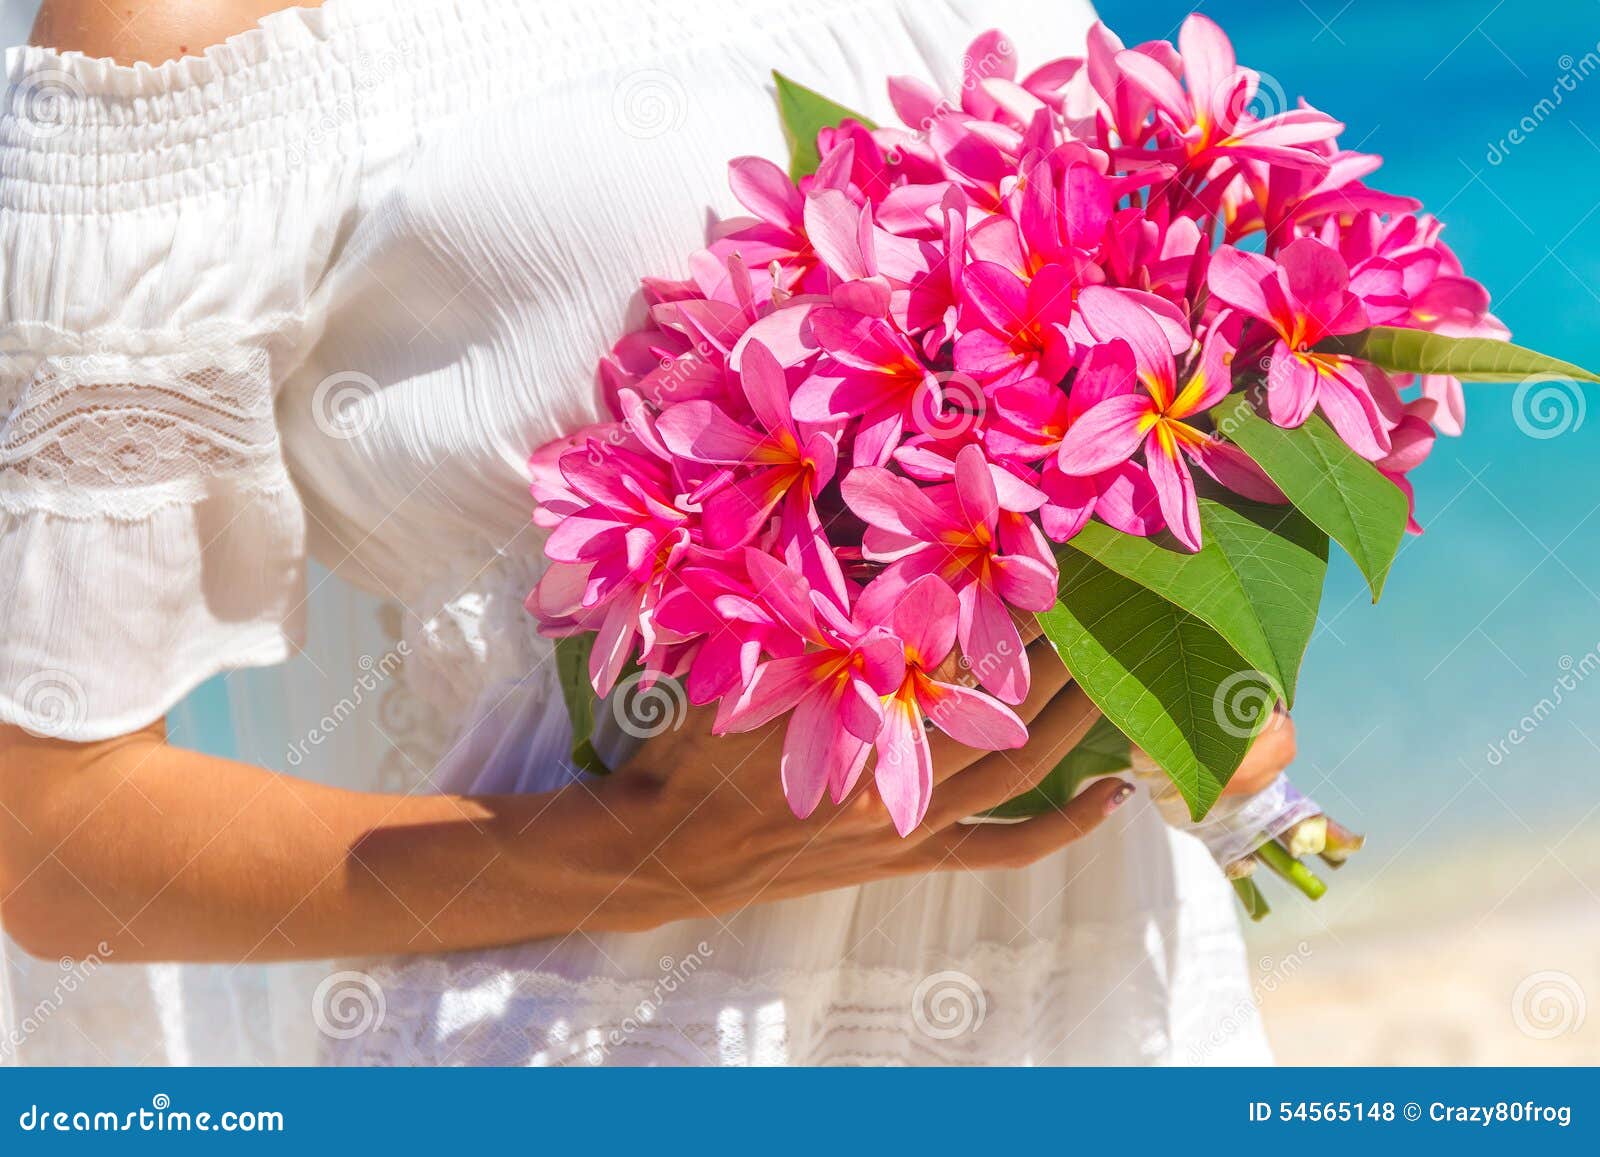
[0,717,667,963]
[0,638,1129,964]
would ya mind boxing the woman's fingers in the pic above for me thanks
[923,681,1101,821]
[916,777,1133,871]
[1220,707,1296,796]
[926,637,1074,783]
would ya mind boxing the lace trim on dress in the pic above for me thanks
[328,918,1263,1066]
[0,340,293,520]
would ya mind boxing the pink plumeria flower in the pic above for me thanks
[954,260,1081,387]
[1058,288,1280,551]
[1376,402,1437,534]
[529,438,696,695]
[843,444,1056,704]
[717,551,906,819]
[792,306,945,467]
[1208,238,1396,459]
[653,564,805,706]
[1116,14,1342,174]
[982,364,1164,543]
[655,340,846,600]
[854,573,1028,835]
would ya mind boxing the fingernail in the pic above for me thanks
[1104,781,1135,816]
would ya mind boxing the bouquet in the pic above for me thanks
[526,17,1597,915]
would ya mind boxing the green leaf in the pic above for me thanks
[1218,393,1408,602]
[1322,326,1600,384]
[555,635,611,775]
[985,716,1132,820]
[1038,551,1273,820]
[1064,497,1328,708]
[772,71,876,180]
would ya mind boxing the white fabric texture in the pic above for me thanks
[0,0,1272,1066]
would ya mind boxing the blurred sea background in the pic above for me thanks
[1101,0,1600,1064]
[5,0,1597,1062]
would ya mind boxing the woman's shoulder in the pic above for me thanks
[28,0,323,64]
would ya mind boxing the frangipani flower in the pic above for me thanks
[529,438,695,696]
[1116,14,1341,174]
[717,551,906,819]
[855,574,1028,835]
[657,340,846,599]
[1058,288,1279,550]
[1208,238,1396,458]
[843,444,1056,704]
[526,20,1509,840]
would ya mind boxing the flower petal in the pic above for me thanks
[1058,393,1156,476]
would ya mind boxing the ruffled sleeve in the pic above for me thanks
[0,18,358,741]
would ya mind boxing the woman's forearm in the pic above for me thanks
[0,720,671,963]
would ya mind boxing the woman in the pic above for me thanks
[0,0,1294,1065]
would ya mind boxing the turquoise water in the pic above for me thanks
[1103,0,1600,852]
[157,2,1600,855]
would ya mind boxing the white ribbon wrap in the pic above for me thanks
[1126,748,1322,869]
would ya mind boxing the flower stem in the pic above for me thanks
[1255,839,1327,900]
[1281,814,1328,858]
[1319,818,1365,867]
[1232,876,1270,921]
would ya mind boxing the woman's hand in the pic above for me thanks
[591,638,1132,930]
[0,629,1126,961]
[1222,707,1297,797]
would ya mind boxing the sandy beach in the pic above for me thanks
[1248,831,1600,1065]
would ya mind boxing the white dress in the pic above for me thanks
[0,0,1271,1065]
